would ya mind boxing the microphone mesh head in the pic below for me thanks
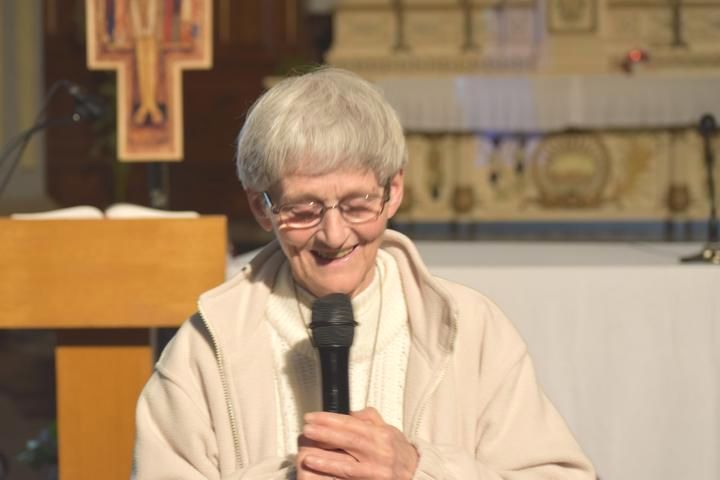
[699,113,717,135]
[310,293,355,348]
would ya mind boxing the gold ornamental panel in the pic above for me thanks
[532,134,611,207]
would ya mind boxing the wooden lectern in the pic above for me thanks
[0,216,227,479]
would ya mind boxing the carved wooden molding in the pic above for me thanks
[609,0,720,7]
[338,0,536,10]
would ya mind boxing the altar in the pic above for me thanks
[416,240,720,480]
[372,71,720,227]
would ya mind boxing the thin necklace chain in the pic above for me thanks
[293,264,384,410]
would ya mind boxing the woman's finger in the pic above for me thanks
[297,445,349,479]
[302,451,384,480]
[302,423,368,456]
[350,407,384,425]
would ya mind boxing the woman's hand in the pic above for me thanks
[296,435,355,479]
[296,407,419,480]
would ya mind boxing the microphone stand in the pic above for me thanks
[0,116,76,198]
[147,162,170,209]
[681,114,720,265]
[0,80,103,199]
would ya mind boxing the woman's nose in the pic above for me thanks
[316,207,349,247]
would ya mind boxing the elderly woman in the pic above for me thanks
[133,68,595,479]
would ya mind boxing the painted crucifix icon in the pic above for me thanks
[86,0,213,161]
[130,0,165,126]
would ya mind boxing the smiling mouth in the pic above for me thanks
[313,246,356,260]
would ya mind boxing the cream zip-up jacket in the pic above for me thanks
[133,230,596,479]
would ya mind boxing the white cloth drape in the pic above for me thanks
[376,73,720,133]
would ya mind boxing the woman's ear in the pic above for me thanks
[385,170,405,219]
[245,189,274,232]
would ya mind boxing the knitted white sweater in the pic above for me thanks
[265,250,410,456]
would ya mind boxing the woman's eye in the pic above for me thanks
[344,204,372,213]
[344,196,370,206]
[288,205,319,217]
[344,196,378,210]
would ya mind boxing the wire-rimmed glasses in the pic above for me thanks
[262,185,390,229]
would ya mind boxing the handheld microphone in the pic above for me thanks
[310,293,356,414]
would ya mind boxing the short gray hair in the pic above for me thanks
[235,67,407,191]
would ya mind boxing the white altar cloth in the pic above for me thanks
[376,73,720,133]
[417,241,720,480]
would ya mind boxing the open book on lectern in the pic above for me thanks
[11,203,199,220]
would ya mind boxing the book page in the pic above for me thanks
[11,205,104,220]
[104,203,199,219]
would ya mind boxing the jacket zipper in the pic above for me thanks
[197,302,244,469]
[411,357,450,437]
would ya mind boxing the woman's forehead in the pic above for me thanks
[274,169,381,196]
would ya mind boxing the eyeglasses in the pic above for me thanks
[262,185,390,229]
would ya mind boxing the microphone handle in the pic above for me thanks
[317,347,350,414]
